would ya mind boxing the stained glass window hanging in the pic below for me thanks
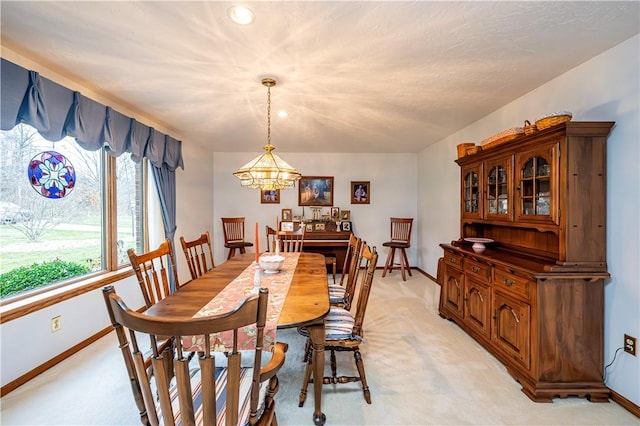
[27,150,76,199]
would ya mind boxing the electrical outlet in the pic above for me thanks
[624,334,637,356]
[51,315,61,333]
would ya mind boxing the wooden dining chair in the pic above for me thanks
[221,217,254,260]
[265,225,277,252]
[381,217,413,281]
[298,244,379,405]
[277,227,305,252]
[102,285,288,426]
[128,239,180,310]
[328,234,364,310]
[180,231,214,280]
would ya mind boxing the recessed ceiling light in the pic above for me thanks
[278,110,289,118]
[228,6,255,25]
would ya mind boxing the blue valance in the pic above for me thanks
[1,58,183,171]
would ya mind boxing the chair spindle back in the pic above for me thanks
[128,239,179,310]
[180,231,214,280]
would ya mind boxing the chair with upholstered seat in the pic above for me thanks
[328,234,363,310]
[221,217,254,260]
[298,244,379,405]
[180,231,214,280]
[103,285,287,426]
[128,239,181,310]
[381,217,413,281]
[277,227,305,252]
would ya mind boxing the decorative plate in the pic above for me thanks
[27,151,76,199]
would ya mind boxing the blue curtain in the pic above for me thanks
[152,163,179,291]
[1,58,185,282]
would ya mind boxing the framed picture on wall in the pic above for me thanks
[260,189,280,204]
[351,181,370,204]
[298,176,334,207]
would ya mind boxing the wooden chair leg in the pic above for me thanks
[401,248,412,278]
[353,348,371,404]
[382,247,396,277]
[227,248,236,260]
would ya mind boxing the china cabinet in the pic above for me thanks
[439,121,614,403]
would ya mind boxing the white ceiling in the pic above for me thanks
[1,1,638,154]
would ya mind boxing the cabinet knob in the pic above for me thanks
[503,277,515,286]
[471,265,480,273]
[449,257,456,263]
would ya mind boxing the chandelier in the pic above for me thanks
[233,78,301,190]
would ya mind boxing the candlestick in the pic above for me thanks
[276,215,279,232]
[255,221,259,263]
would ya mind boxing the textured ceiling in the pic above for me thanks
[1,1,638,153]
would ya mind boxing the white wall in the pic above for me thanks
[418,35,640,405]
[212,152,418,268]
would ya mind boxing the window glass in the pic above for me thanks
[0,123,145,300]
[116,154,144,266]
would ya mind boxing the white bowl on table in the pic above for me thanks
[259,255,285,274]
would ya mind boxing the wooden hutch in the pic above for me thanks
[439,121,614,402]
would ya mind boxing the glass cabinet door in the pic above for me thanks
[484,157,512,220]
[461,163,482,219]
[515,145,557,224]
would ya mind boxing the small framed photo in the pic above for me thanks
[261,189,280,204]
[330,207,340,220]
[341,221,352,232]
[281,221,294,232]
[351,181,370,204]
[341,210,351,221]
[305,223,313,232]
[281,208,292,221]
[315,222,326,231]
[299,176,334,207]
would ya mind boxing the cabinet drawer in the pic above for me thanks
[494,268,532,301]
[444,250,464,270]
[464,258,491,283]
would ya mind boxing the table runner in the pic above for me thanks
[182,253,300,352]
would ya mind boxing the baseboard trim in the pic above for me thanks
[1,306,145,397]
[374,266,439,284]
[0,325,113,396]
[610,388,640,418]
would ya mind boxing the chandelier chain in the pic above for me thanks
[266,84,271,147]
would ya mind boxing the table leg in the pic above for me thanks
[309,322,326,426]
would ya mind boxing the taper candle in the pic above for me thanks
[276,215,279,232]
[255,221,259,263]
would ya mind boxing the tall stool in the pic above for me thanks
[382,217,413,281]
[221,217,253,260]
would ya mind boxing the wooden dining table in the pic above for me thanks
[145,252,330,426]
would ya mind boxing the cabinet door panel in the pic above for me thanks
[492,292,531,369]
[461,162,483,219]
[484,156,513,221]
[464,278,491,338]
[515,144,558,224]
[443,268,464,318]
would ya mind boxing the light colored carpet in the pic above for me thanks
[1,271,638,425]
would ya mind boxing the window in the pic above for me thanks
[0,123,145,300]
